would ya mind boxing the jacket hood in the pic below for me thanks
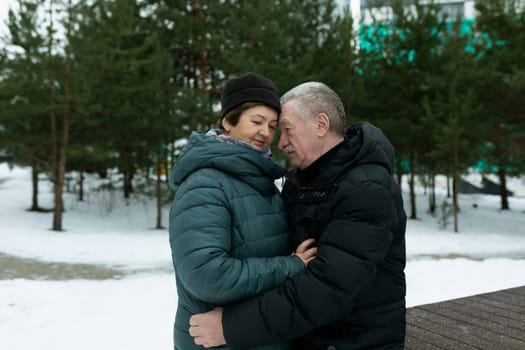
[169,131,285,194]
[342,121,395,173]
[300,122,395,186]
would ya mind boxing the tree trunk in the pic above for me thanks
[168,139,174,174]
[52,0,73,231]
[123,168,133,199]
[452,176,459,233]
[155,144,164,229]
[30,155,40,211]
[446,168,451,198]
[396,159,403,191]
[47,0,62,230]
[78,170,84,201]
[163,146,170,183]
[423,172,427,195]
[497,166,509,210]
[409,152,417,219]
[53,125,68,231]
[446,161,450,198]
[452,137,459,233]
[193,0,209,129]
[429,172,436,215]
[53,54,71,231]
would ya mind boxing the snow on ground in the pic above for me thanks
[1,163,525,350]
[0,274,174,350]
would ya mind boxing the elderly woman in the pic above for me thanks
[168,72,316,350]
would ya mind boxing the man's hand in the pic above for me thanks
[189,307,226,348]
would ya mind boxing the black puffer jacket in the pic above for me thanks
[223,122,407,350]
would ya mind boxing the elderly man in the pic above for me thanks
[189,81,407,350]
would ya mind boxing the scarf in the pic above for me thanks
[206,129,272,159]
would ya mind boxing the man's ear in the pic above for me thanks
[315,113,330,136]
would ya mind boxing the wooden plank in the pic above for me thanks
[446,300,525,332]
[474,294,525,316]
[407,307,524,350]
[405,333,445,350]
[406,286,525,349]
[452,297,524,322]
[420,303,525,342]
[483,289,525,308]
[504,286,525,297]
[406,322,472,350]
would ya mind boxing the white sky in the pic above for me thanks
[0,0,362,37]
[0,0,15,36]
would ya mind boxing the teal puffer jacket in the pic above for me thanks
[169,131,304,350]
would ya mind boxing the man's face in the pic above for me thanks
[278,100,321,170]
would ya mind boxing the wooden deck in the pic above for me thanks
[406,286,525,349]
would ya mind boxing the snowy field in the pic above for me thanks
[1,163,525,350]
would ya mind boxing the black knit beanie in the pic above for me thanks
[220,72,281,119]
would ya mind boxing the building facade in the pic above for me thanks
[356,0,476,23]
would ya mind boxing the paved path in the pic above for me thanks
[0,253,125,280]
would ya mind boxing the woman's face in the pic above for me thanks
[222,105,278,150]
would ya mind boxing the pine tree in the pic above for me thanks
[0,0,50,212]
[356,0,446,219]
[474,0,525,210]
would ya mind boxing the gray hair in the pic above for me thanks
[281,82,346,135]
